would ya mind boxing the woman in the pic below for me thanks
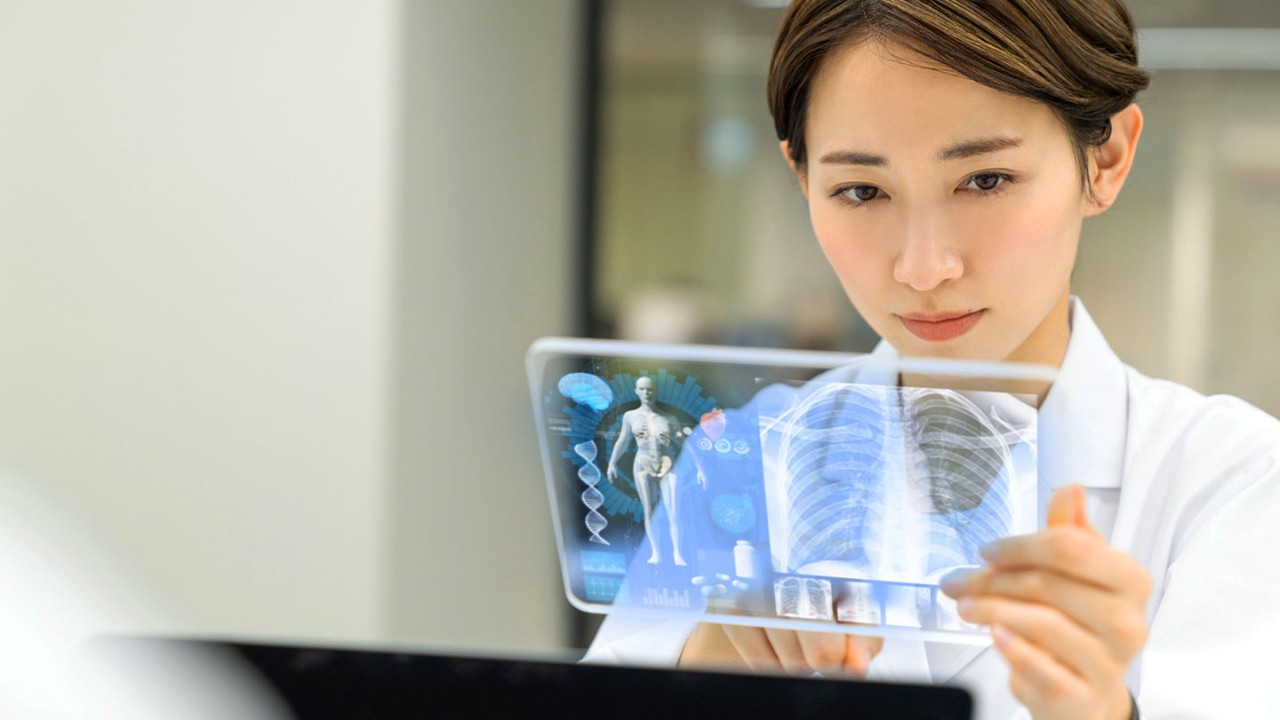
[585,1,1280,718]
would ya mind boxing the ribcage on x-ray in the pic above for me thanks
[774,576,834,620]
[779,385,889,573]
[910,391,1009,512]
[908,390,1013,565]
[773,384,1015,581]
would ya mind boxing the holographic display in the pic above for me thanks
[529,338,1049,644]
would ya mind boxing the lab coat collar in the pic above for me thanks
[1037,298,1128,489]
[866,297,1128,490]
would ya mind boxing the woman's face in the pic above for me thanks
[792,41,1094,366]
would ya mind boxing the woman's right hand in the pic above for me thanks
[680,622,884,677]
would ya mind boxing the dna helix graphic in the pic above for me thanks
[575,441,609,545]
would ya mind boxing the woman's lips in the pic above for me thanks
[898,310,985,342]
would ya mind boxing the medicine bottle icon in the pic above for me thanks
[733,540,756,579]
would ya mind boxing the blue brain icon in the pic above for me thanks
[558,373,614,412]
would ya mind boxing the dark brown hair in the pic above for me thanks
[768,0,1150,196]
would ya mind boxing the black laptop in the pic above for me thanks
[83,637,972,719]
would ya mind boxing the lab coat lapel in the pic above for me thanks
[1037,299,1129,493]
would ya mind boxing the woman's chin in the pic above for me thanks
[890,334,1013,364]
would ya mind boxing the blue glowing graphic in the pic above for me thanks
[710,493,757,534]
[575,441,609,544]
[558,372,613,411]
[584,575,627,602]
[580,550,627,574]
[560,368,719,524]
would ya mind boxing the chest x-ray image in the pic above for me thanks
[761,382,1037,585]
[757,380,1037,633]
[529,339,1045,643]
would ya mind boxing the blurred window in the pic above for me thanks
[589,0,1280,417]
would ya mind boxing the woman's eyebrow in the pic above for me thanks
[940,136,1023,161]
[818,150,887,167]
[818,136,1023,167]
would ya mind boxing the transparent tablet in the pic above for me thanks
[528,338,1055,645]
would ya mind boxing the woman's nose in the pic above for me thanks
[892,216,963,291]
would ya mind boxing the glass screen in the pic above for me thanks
[529,339,1051,644]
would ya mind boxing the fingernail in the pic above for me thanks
[956,597,975,618]
[991,624,1013,648]
[979,540,1000,562]
[939,569,973,596]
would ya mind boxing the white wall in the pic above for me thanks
[0,0,399,639]
[0,0,581,651]
[389,1,580,651]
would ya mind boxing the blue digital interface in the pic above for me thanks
[535,349,1040,642]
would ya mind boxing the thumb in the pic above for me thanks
[843,633,884,677]
[1047,483,1090,530]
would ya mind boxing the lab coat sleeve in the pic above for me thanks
[580,613,699,667]
[1138,452,1280,718]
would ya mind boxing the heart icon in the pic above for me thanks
[700,409,726,442]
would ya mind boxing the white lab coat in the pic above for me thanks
[582,298,1280,719]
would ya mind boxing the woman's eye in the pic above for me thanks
[964,172,1010,192]
[840,185,882,204]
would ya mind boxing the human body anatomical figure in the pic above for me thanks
[608,377,688,566]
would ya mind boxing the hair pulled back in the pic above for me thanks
[768,0,1150,192]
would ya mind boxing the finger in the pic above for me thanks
[939,567,993,598]
[958,596,1120,689]
[1047,484,1091,530]
[764,628,813,675]
[952,568,1148,662]
[844,633,884,677]
[980,527,1149,598]
[793,630,847,676]
[991,624,1089,712]
[722,625,782,673]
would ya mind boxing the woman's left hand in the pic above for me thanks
[941,485,1152,720]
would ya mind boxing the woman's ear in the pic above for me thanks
[779,140,809,198]
[1085,103,1143,215]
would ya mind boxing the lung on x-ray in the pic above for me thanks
[529,338,1046,644]
[761,381,1036,586]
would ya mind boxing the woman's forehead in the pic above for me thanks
[806,40,1063,160]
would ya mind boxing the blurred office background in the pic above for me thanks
[0,0,1277,661]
